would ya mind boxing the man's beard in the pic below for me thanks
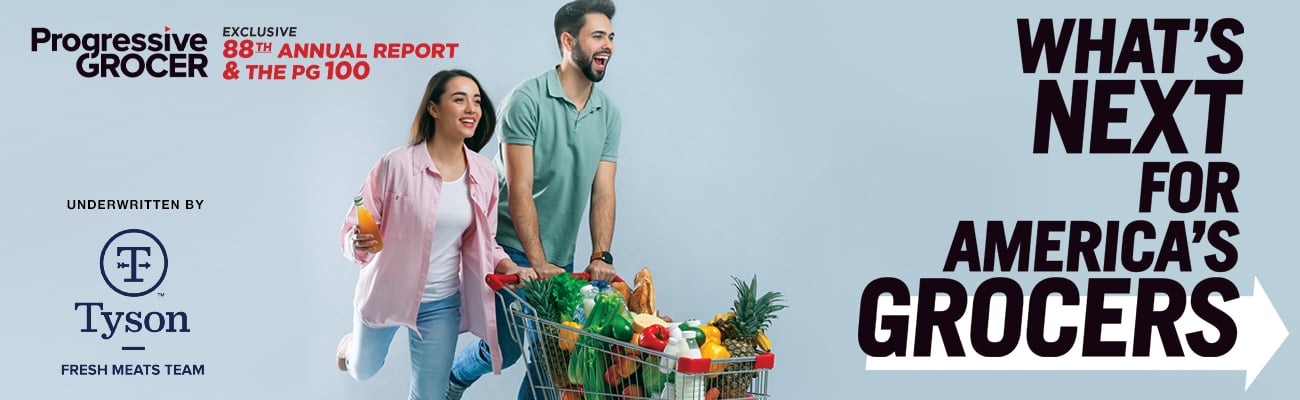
[572,43,606,82]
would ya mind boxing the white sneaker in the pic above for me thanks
[336,333,352,372]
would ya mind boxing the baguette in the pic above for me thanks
[627,267,656,315]
[611,281,631,301]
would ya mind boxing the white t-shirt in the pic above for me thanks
[423,170,472,302]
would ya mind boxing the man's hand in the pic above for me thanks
[585,260,616,282]
[534,262,567,280]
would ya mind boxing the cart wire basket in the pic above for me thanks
[487,273,775,400]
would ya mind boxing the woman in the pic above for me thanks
[335,69,537,400]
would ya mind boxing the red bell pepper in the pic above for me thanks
[638,324,669,352]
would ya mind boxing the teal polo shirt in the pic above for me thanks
[494,67,622,266]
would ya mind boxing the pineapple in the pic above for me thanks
[716,275,786,398]
[522,278,570,386]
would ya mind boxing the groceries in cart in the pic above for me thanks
[492,267,786,399]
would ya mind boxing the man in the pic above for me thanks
[446,1,621,399]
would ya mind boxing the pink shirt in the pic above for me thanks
[340,143,509,373]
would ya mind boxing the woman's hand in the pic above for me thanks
[351,226,380,253]
[500,261,537,289]
[499,263,535,289]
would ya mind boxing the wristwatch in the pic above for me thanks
[590,250,613,265]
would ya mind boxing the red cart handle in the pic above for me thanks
[486,272,624,291]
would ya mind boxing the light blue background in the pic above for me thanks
[0,0,1294,399]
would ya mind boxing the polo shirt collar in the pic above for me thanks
[545,66,604,112]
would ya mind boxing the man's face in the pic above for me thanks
[568,12,615,82]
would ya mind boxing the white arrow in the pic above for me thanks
[864,277,1288,390]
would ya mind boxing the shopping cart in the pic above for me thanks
[487,273,775,400]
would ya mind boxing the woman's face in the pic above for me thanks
[429,76,482,141]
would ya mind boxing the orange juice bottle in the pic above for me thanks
[354,196,383,252]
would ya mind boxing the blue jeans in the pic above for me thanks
[347,293,462,400]
[449,246,572,400]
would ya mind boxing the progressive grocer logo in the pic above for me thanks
[30,26,209,78]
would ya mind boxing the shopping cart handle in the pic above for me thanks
[486,272,624,291]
